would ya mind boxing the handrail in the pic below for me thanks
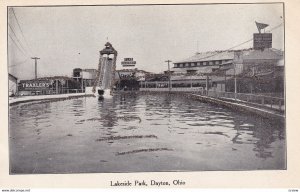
[206,90,284,100]
[203,90,284,112]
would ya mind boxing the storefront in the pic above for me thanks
[18,76,81,96]
[115,69,150,91]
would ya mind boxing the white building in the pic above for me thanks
[8,73,18,96]
[171,48,283,93]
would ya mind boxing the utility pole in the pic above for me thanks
[233,51,242,100]
[165,60,172,92]
[206,75,209,95]
[31,57,40,79]
[234,64,237,100]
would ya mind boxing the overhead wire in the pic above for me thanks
[8,34,28,57]
[181,22,284,63]
[10,8,33,56]
[9,58,29,68]
[8,24,29,55]
[8,8,33,69]
[167,22,284,79]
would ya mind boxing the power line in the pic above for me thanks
[31,57,40,79]
[8,34,28,57]
[166,23,284,79]
[266,23,283,33]
[8,24,29,55]
[10,8,33,55]
[165,60,172,92]
[184,22,284,62]
[9,58,29,68]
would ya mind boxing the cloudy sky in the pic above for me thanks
[8,3,284,80]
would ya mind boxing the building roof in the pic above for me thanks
[82,69,97,72]
[174,48,283,64]
[100,42,117,55]
[242,48,283,61]
[171,66,219,74]
[174,48,253,64]
[171,75,206,80]
[116,68,151,74]
[30,76,74,81]
[8,73,18,80]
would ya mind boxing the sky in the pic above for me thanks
[8,3,284,80]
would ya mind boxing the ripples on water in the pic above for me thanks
[9,93,285,173]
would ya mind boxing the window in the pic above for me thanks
[203,62,207,66]
[180,63,183,68]
[209,61,213,65]
[191,63,195,67]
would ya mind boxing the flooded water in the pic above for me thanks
[9,93,286,174]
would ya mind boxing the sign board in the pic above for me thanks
[117,71,135,79]
[253,33,272,50]
[19,80,53,91]
[121,58,136,67]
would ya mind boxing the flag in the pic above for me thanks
[255,21,269,33]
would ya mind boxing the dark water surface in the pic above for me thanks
[9,93,286,174]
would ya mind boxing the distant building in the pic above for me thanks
[9,73,18,96]
[115,68,151,90]
[171,48,284,94]
[72,67,151,91]
[72,68,97,91]
[233,48,284,95]
[18,76,81,96]
[168,49,250,90]
[173,49,238,74]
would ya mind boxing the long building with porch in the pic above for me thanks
[167,47,284,95]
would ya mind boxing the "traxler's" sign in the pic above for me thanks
[19,80,53,91]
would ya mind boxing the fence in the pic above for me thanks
[139,85,284,112]
[140,81,205,89]
[140,87,204,93]
[201,90,285,112]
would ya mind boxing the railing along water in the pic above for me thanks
[202,90,285,112]
[139,83,284,113]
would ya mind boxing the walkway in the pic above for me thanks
[9,93,95,106]
[139,88,285,122]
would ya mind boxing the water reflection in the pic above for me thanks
[97,97,118,128]
[9,93,285,173]
[71,99,85,117]
[231,116,284,159]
